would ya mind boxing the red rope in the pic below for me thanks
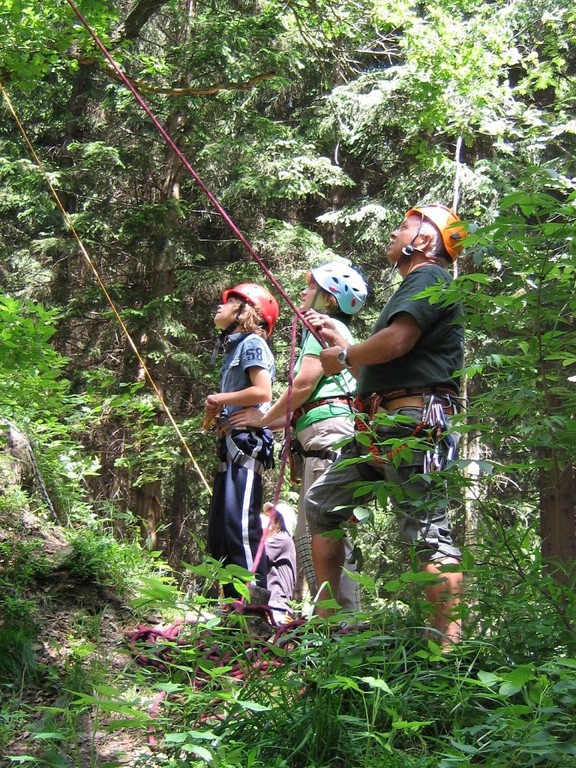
[249,315,299,578]
[273,315,299,503]
[126,615,308,748]
[64,0,324,346]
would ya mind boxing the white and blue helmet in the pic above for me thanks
[311,262,368,315]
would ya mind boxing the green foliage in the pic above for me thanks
[0,3,78,86]
[464,170,576,459]
[0,297,69,417]
[0,536,51,589]
[438,660,576,766]
[81,539,574,768]
[0,524,46,690]
[63,527,162,595]
[1,0,576,764]
[0,625,39,689]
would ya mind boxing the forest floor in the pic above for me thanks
[0,504,159,767]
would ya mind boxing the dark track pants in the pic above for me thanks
[207,428,274,598]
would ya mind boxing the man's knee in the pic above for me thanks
[306,488,349,535]
[306,461,358,535]
[306,496,331,536]
[305,475,332,534]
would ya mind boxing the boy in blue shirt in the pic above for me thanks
[229,262,368,612]
[204,283,278,598]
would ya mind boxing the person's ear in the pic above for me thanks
[324,294,338,314]
[417,233,433,254]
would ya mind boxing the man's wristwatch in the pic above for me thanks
[337,347,351,369]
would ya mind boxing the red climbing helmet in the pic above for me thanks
[406,204,466,262]
[221,283,279,336]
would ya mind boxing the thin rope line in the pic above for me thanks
[452,134,463,280]
[64,0,324,346]
[452,135,463,213]
[0,79,212,494]
[273,315,299,504]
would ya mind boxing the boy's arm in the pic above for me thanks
[204,366,272,413]
[228,354,323,431]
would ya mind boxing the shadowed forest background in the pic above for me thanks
[0,1,575,766]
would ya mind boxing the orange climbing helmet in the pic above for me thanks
[221,283,279,336]
[406,204,466,262]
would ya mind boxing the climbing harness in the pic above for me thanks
[287,439,338,485]
[290,438,338,463]
[422,395,459,473]
[220,433,268,476]
[353,389,461,469]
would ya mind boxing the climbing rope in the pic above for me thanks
[0,79,212,494]
[126,608,369,749]
[452,134,464,280]
[249,315,299,582]
[64,0,325,347]
[452,135,463,214]
[126,613,308,748]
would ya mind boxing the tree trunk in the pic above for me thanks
[132,476,163,550]
[539,457,576,585]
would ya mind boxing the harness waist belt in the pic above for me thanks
[291,396,353,425]
[356,389,457,418]
[216,419,265,437]
[291,441,338,462]
[379,396,426,411]
[376,387,458,401]
[378,395,455,416]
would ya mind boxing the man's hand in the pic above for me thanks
[319,345,347,375]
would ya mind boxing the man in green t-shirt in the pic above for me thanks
[306,205,466,649]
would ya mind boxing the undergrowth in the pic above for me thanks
[2,516,575,768]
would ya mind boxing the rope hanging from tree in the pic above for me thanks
[64,0,325,347]
[0,78,212,494]
[59,0,343,581]
[249,316,299,581]
[452,135,464,279]
[1,69,307,599]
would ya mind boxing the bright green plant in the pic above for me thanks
[0,297,70,420]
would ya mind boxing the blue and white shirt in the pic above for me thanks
[219,331,275,419]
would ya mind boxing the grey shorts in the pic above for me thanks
[305,408,461,563]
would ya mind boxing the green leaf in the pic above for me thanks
[360,676,394,694]
[477,670,502,687]
[236,700,271,712]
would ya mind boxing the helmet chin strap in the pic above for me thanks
[209,326,237,367]
[399,218,424,264]
[209,301,245,366]
[311,288,325,311]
